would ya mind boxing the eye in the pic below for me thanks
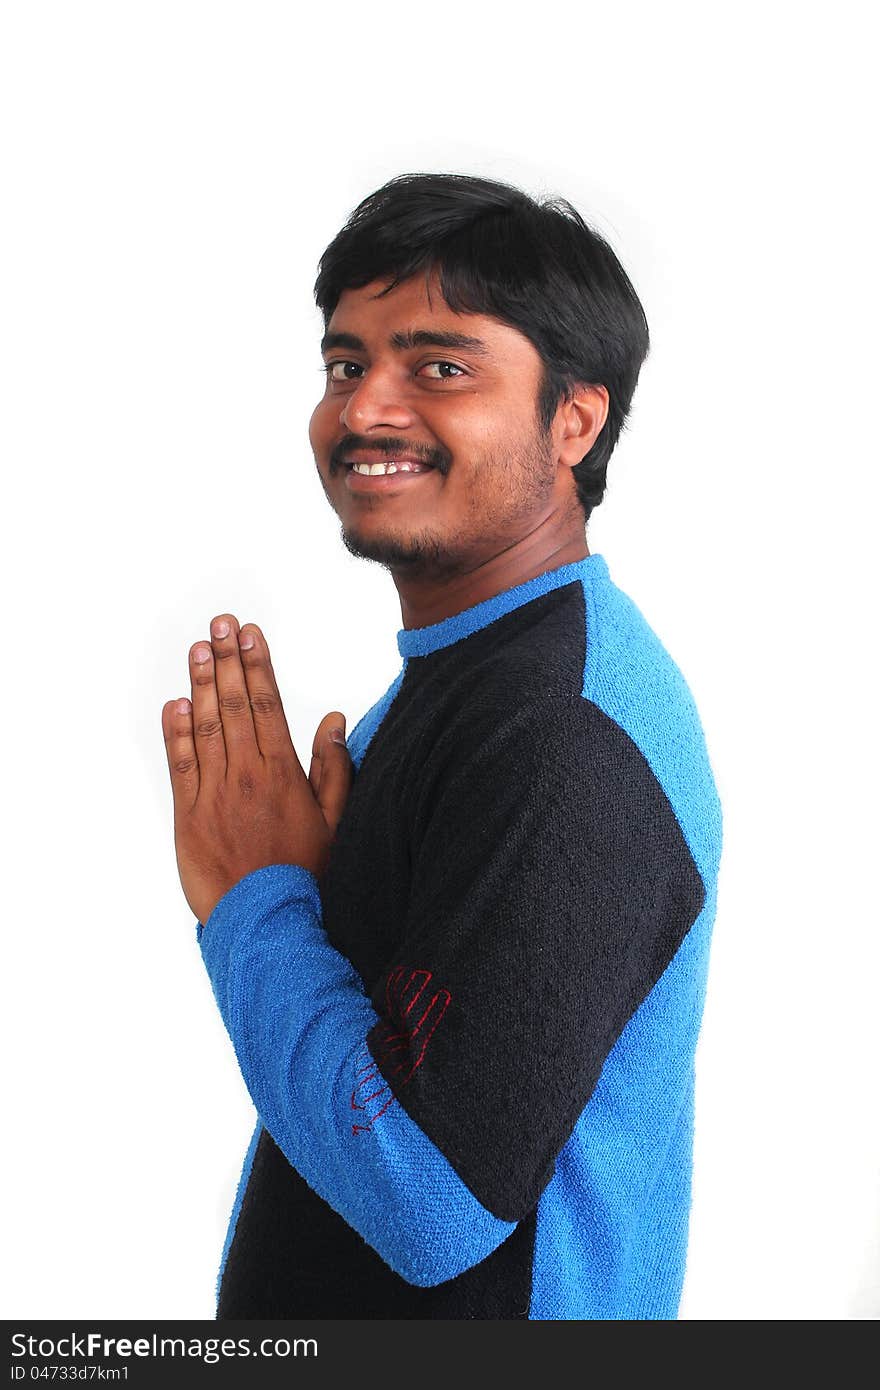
[324,361,364,382]
[418,361,466,379]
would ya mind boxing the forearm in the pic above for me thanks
[199,862,515,1286]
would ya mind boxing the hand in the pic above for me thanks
[349,968,452,1135]
[161,613,353,925]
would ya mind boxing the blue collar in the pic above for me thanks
[397,553,609,658]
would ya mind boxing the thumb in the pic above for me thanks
[309,710,353,837]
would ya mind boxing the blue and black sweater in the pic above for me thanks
[198,552,722,1319]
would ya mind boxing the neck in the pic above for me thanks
[394,521,590,631]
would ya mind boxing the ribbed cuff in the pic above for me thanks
[195,862,321,950]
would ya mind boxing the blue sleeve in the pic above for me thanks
[198,862,516,1287]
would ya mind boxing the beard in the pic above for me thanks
[323,423,559,580]
[339,521,451,573]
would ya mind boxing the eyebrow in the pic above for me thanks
[320,329,490,356]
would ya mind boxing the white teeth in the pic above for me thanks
[350,461,428,475]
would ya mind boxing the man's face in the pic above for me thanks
[308,272,580,578]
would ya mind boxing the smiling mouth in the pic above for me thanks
[347,459,434,476]
[342,459,439,493]
[332,438,449,477]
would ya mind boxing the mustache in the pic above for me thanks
[329,435,451,475]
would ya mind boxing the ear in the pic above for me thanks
[554,385,610,468]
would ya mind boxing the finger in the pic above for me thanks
[209,614,258,762]
[237,623,297,760]
[308,708,343,802]
[189,640,226,782]
[307,707,328,800]
[388,967,428,1019]
[409,988,451,1042]
[307,748,324,802]
[161,697,199,809]
[310,711,353,836]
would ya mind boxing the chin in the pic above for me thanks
[340,523,457,575]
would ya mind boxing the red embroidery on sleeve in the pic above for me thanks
[350,966,451,1135]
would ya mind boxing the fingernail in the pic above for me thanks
[176,698,192,715]
[329,728,346,745]
[239,632,255,650]
[212,619,230,639]
[192,645,211,664]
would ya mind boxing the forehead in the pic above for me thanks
[324,273,541,366]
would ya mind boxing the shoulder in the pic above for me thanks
[582,564,723,884]
[427,578,591,708]
[346,667,407,770]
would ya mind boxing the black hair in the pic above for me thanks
[314,173,650,522]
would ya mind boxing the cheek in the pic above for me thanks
[456,399,517,452]
[308,399,330,455]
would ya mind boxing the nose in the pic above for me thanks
[339,367,416,434]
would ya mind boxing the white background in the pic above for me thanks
[2,1,877,1320]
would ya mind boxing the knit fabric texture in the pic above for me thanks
[198,552,723,1319]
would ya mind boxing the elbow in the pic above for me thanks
[347,1159,518,1288]
[369,1213,515,1288]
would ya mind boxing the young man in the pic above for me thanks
[161,174,722,1320]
